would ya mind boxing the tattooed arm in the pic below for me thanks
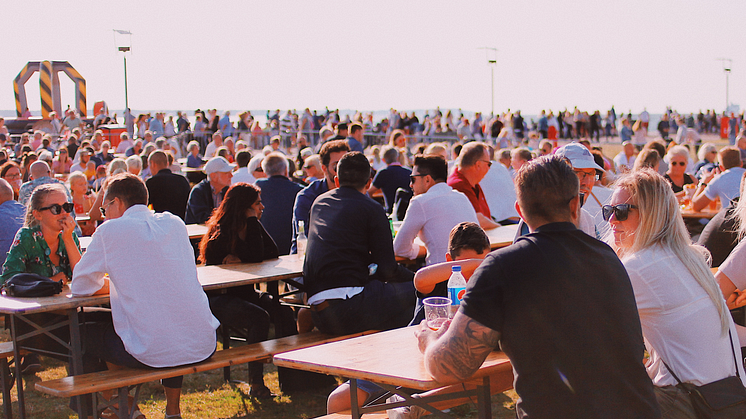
[416,312,500,384]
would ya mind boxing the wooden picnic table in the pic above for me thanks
[0,255,302,418]
[395,223,518,262]
[680,200,720,219]
[274,325,513,419]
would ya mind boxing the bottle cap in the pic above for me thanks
[451,265,461,272]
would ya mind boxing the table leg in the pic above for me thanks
[349,378,360,419]
[68,308,91,418]
[476,376,492,419]
[9,315,25,419]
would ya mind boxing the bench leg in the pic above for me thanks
[221,326,231,382]
[475,376,492,419]
[1,355,13,419]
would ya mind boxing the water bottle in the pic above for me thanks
[297,221,308,259]
[447,265,467,317]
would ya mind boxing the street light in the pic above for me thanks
[114,30,132,110]
[717,58,732,112]
[479,47,498,116]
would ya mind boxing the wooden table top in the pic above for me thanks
[486,224,518,249]
[198,255,303,291]
[0,255,303,314]
[273,326,512,391]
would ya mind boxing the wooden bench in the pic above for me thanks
[317,412,389,419]
[36,331,373,419]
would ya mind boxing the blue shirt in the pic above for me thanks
[186,154,204,168]
[291,178,329,253]
[0,200,24,266]
[346,136,364,153]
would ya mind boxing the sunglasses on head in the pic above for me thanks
[39,202,74,215]
[602,204,637,222]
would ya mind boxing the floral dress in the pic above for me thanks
[0,226,80,285]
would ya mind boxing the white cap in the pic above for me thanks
[204,156,234,175]
[554,142,603,171]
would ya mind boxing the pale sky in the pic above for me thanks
[2,0,744,117]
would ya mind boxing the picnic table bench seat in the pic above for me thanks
[35,330,371,418]
[316,411,389,419]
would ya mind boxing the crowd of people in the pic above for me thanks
[2,105,746,418]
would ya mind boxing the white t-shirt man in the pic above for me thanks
[72,205,219,367]
[393,182,478,265]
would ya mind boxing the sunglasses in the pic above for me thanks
[670,161,686,166]
[480,160,493,168]
[100,200,114,217]
[410,174,427,183]
[602,204,638,222]
[39,202,74,215]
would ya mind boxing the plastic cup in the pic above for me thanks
[423,297,451,331]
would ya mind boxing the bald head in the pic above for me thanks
[0,179,12,203]
[29,161,51,180]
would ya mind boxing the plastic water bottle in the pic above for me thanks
[297,221,307,259]
[447,265,467,317]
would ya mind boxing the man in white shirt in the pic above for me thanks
[394,155,478,266]
[613,141,636,173]
[231,149,255,184]
[693,146,746,211]
[482,146,520,224]
[203,131,224,158]
[69,149,91,173]
[71,173,219,418]
[116,132,134,154]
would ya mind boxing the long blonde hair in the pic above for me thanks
[730,173,746,239]
[614,169,730,335]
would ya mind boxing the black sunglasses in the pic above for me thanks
[410,174,427,183]
[39,202,74,215]
[602,204,638,222]
[100,200,115,217]
[670,161,686,166]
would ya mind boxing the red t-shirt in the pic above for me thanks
[447,168,491,218]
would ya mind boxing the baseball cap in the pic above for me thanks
[204,156,234,175]
[554,142,603,171]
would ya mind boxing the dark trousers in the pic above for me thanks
[311,280,416,335]
[82,320,187,389]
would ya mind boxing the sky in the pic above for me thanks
[2,0,745,118]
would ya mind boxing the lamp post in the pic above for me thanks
[113,29,132,111]
[119,46,130,110]
[479,47,498,116]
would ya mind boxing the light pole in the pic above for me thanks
[119,46,130,110]
[717,58,732,111]
[114,29,132,111]
[479,47,498,116]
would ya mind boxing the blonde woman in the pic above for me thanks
[606,169,745,414]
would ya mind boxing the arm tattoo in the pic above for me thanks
[428,315,499,382]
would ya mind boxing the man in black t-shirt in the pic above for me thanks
[413,156,660,419]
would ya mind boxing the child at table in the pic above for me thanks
[326,222,492,414]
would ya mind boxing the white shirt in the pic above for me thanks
[71,205,219,367]
[204,141,219,158]
[718,239,746,346]
[116,139,133,154]
[393,183,478,265]
[481,161,519,222]
[231,167,256,185]
[622,245,745,387]
[704,167,746,205]
[613,152,636,173]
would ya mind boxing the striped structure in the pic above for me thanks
[39,61,53,118]
[13,61,87,118]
